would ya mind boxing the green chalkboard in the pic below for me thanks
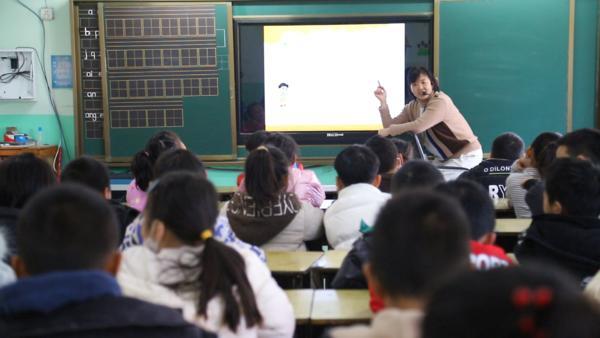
[439,0,570,148]
[100,2,236,161]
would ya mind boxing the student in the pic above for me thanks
[331,159,443,290]
[118,172,294,337]
[0,184,213,337]
[436,179,512,270]
[506,131,561,218]
[367,178,509,313]
[524,142,558,216]
[459,132,524,200]
[237,131,270,186]
[324,145,390,249]
[515,158,600,282]
[423,265,600,338]
[327,191,471,338]
[240,132,325,208]
[127,130,185,211]
[555,128,600,163]
[391,160,444,195]
[375,67,482,180]
[365,135,400,193]
[121,149,265,261]
[390,137,414,164]
[226,146,323,251]
[62,156,139,242]
[0,153,55,258]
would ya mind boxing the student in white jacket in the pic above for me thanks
[325,145,391,249]
[117,172,294,338]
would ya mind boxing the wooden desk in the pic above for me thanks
[495,218,531,234]
[0,144,60,173]
[285,289,314,325]
[312,250,348,271]
[266,251,324,274]
[310,290,372,325]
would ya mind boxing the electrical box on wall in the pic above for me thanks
[0,49,35,100]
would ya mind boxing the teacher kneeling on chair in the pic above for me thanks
[375,67,482,180]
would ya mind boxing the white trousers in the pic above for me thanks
[433,148,483,181]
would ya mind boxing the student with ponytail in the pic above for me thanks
[225,145,323,251]
[127,130,186,211]
[117,172,294,337]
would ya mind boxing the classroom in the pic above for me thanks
[0,0,599,337]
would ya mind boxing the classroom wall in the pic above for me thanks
[0,0,597,160]
[0,0,75,161]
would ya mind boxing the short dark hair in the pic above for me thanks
[264,132,299,164]
[370,191,470,299]
[334,145,380,186]
[491,132,524,161]
[16,184,118,275]
[556,128,600,164]
[61,156,110,194]
[0,153,56,208]
[423,265,600,338]
[545,158,600,217]
[391,160,444,195]
[365,135,398,174]
[245,130,269,152]
[407,67,440,100]
[436,179,495,240]
[245,145,289,208]
[391,137,414,161]
[154,149,206,179]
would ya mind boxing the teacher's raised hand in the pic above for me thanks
[374,83,387,105]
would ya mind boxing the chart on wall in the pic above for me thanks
[72,2,236,161]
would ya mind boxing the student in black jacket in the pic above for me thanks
[459,132,524,199]
[61,156,139,242]
[0,184,214,338]
[515,158,600,283]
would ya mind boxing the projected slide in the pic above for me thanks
[264,23,405,132]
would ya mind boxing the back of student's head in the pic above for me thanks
[365,135,398,174]
[491,132,524,162]
[146,171,262,331]
[334,145,380,187]
[391,137,414,161]
[130,130,183,192]
[370,190,470,300]
[530,131,562,155]
[61,156,110,194]
[556,128,600,164]
[535,141,558,179]
[154,149,206,179]
[244,145,289,208]
[245,130,269,152]
[544,158,600,217]
[16,184,118,275]
[0,153,56,208]
[436,179,495,240]
[264,132,299,164]
[391,160,444,195]
[423,264,600,338]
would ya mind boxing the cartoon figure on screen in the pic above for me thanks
[278,83,289,108]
